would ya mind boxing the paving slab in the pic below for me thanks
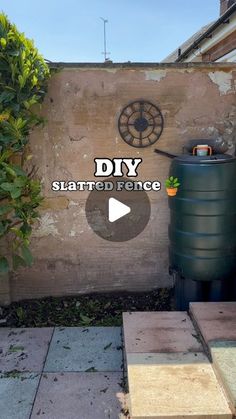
[210,341,236,413]
[123,311,203,353]
[0,373,40,419]
[190,302,236,343]
[44,327,123,372]
[0,328,53,372]
[127,352,232,419]
[31,372,126,419]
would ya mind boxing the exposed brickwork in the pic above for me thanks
[202,30,236,61]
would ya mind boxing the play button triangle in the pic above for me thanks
[108,197,131,223]
[85,176,151,242]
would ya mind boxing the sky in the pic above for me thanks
[1,0,220,62]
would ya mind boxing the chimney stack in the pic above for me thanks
[220,0,236,15]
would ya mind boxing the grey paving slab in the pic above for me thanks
[210,340,236,412]
[0,328,53,372]
[0,373,40,419]
[31,372,126,419]
[123,311,203,354]
[44,327,123,372]
[190,302,236,343]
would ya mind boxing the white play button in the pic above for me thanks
[86,177,151,242]
[108,197,131,223]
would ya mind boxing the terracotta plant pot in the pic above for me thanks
[166,187,178,197]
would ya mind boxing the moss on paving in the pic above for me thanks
[0,288,172,327]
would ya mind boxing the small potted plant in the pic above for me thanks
[165,176,180,197]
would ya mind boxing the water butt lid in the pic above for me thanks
[174,154,236,164]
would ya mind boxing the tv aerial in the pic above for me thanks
[100,17,111,61]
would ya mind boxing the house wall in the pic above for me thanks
[202,30,236,61]
[184,13,236,63]
[2,63,236,303]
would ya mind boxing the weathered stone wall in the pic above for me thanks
[5,63,236,302]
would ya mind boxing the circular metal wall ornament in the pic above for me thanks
[118,100,164,148]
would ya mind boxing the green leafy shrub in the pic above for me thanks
[165,176,180,189]
[0,13,50,272]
